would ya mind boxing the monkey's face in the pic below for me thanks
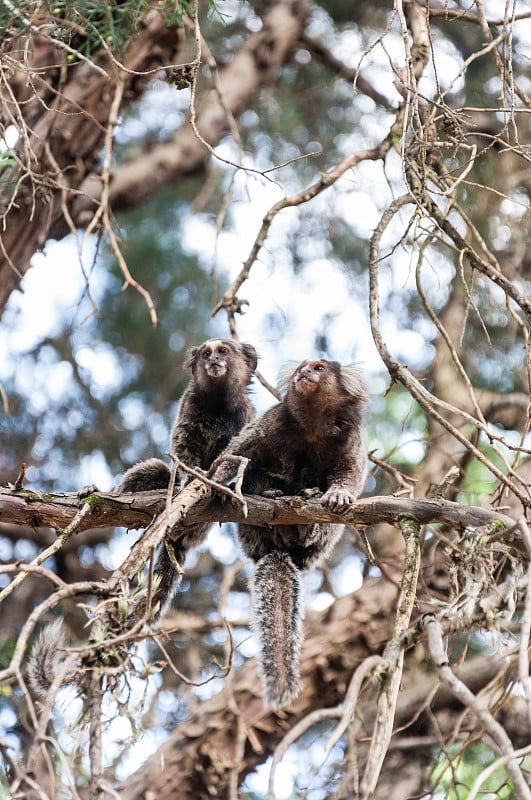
[292,360,330,396]
[187,338,257,388]
[198,340,232,380]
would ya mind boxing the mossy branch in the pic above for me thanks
[0,485,514,535]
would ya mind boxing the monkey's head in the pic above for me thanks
[280,359,368,410]
[186,339,258,386]
[291,360,328,397]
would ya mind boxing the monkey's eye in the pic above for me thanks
[314,364,325,371]
[218,347,228,355]
[202,350,211,358]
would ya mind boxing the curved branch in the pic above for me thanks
[115,587,526,800]
[368,196,531,507]
[0,0,311,316]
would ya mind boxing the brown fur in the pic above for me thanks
[213,358,368,707]
[32,341,259,698]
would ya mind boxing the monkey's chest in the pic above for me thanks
[251,443,334,494]
[197,418,239,467]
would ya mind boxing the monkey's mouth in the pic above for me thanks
[295,373,319,393]
[207,363,227,378]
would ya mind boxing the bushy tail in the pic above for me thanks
[26,619,70,698]
[251,551,304,709]
[118,458,171,492]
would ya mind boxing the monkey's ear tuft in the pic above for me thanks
[340,365,369,403]
[184,346,199,370]
[241,343,258,372]
[277,361,300,393]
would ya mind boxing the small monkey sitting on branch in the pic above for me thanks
[26,357,367,710]
[26,338,258,699]
[212,358,369,708]
[80,337,258,620]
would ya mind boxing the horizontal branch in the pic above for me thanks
[0,486,515,536]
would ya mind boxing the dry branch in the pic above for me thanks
[0,0,311,314]
[423,615,531,800]
[0,485,515,535]
[360,515,421,798]
[0,8,184,312]
[2,487,527,799]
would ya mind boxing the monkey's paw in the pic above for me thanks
[321,487,356,512]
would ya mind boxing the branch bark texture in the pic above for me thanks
[0,486,515,534]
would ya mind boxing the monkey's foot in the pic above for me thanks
[301,487,322,499]
[263,489,284,499]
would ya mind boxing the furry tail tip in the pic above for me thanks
[251,551,304,709]
[26,619,67,698]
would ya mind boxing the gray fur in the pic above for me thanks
[116,338,258,620]
[276,360,300,393]
[26,619,68,698]
[118,457,171,492]
[339,364,369,400]
[251,552,304,708]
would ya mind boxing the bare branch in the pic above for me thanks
[361,515,422,799]
[0,485,516,536]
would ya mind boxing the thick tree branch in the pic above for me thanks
[0,8,183,313]
[115,581,528,800]
[73,0,310,222]
[0,485,515,535]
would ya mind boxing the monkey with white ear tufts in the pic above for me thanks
[212,359,368,709]
[118,338,258,620]
[80,338,258,621]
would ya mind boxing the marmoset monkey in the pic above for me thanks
[212,359,368,708]
[27,339,258,699]
[81,338,258,620]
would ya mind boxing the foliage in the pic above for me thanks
[0,0,204,55]
[433,743,531,800]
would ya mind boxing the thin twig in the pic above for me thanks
[517,517,531,724]
[360,515,422,799]
[467,744,531,800]
[325,656,388,752]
